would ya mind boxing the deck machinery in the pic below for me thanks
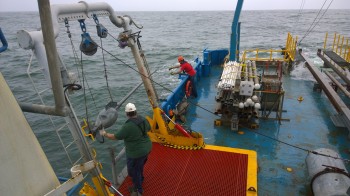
[219,0,295,131]
[215,60,285,130]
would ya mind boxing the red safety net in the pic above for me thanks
[118,143,248,196]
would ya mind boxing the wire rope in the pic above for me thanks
[300,0,334,44]
[299,0,334,44]
[64,19,100,132]
[244,127,350,163]
[100,37,114,102]
[94,43,217,116]
[291,0,306,35]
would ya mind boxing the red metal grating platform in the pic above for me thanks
[118,143,249,196]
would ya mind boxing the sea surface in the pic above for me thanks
[1,7,350,195]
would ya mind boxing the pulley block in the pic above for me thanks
[96,24,108,38]
[80,32,98,56]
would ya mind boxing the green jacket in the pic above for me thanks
[114,116,152,158]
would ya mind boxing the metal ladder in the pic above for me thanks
[26,51,86,167]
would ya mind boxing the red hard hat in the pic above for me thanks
[178,56,184,62]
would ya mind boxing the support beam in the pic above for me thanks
[299,49,350,134]
[324,71,350,99]
[317,49,350,85]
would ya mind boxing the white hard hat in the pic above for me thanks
[125,103,136,112]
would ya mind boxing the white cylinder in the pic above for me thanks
[306,148,350,196]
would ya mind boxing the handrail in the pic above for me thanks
[58,177,82,196]
[284,33,298,61]
[241,33,297,62]
[0,28,8,53]
[241,49,288,62]
[323,32,350,63]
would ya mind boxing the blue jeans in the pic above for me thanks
[127,154,148,193]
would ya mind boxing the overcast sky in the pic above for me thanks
[1,0,349,12]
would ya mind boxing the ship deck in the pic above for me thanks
[118,143,257,195]
[118,61,350,195]
[183,64,350,194]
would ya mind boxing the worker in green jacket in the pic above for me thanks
[100,103,152,196]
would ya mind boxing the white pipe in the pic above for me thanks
[18,2,131,49]
[247,61,253,82]
[252,61,261,89]
[51,1,130,37]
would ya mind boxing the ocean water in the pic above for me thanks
[1,8,350,195]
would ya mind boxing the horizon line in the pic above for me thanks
[1,8,349,13]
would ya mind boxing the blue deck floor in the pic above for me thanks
[185,65,350,195]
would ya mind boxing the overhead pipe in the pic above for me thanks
[17,1,138,116]
[50,1,130,37]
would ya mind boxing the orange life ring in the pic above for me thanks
[185,80,192,97]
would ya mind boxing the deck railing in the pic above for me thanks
[241,33,297,62]
[323,32,350,63]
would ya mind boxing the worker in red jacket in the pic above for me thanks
[169,56,198,98]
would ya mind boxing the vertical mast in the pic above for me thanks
[129,40,159,108]
[37,0,66,115]
[229,0,244,61]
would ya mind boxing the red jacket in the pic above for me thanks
[180,61,196,76]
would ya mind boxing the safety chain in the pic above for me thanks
[64,18,71,38]
[155,134,205,150]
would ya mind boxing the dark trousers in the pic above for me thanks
[127,154,148,193]
[189,75,198,97]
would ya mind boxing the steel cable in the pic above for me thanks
[298,0,334,44]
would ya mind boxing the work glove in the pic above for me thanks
[99,129,106,137]
[170,72,175,75]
